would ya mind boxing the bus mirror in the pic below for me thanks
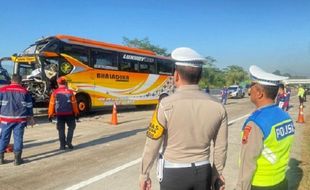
[40,51,59,57]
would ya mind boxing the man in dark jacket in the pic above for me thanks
[48,76,79,150]
[0,74,35,165]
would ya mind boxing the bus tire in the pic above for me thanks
[76,94,90,115]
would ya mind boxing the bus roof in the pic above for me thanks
[55,35,156,56]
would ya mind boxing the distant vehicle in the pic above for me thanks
[6,35,175,114]
[228,85,245,98]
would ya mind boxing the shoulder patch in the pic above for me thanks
[146,108,165,140]
[242,125,252,144]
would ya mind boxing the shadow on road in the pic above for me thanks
[23,149,65,162]
[32,105,155,126]
[24,138,59,149]
[287,158,303,190]
[22,128,146,163]
[75,128,146,149]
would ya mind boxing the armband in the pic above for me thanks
[146,109,165,139]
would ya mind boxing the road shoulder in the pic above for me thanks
[299,111,310,189]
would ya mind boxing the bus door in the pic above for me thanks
[60,44,94,113]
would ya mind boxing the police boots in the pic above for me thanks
[0,153,4,165]
[14,152,23,166]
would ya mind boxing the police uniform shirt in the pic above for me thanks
[236,103,294,190]
[140,85,228,181]
[236,121,264,190]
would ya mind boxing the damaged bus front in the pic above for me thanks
[11,37,62,107]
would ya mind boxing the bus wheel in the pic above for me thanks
[76,94,90,115]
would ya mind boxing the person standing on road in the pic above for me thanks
[221,86,228,105]
[297,85,305,107]
[48,76,79,150]
[0,74,35,165]
[236,65,294,190]
[205,86,210,94]
[276,84,287,110]
[139,47,228,190]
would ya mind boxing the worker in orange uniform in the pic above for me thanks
[48,77,79,150]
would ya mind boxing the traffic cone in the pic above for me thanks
[5,144,13,153]
[297,105,305,123]
[111,102,118,125]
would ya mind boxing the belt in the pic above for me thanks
[164,160,210,168]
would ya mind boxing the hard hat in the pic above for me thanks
[249,65,288,86]
[171,47,206,68]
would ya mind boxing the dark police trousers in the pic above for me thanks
[251,178,288,190]
[160,163,212,190]
[56,116,76,148]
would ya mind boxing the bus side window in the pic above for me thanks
[157,59,174,75]
[92,50,118,70]
[63,44,90,66]
[120,61,131,71]
[139,62,156,74]
[139,62,149,73]
[120,60,139,72]
[149,62,156,74]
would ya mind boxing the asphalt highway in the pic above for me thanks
[0,94,306,190]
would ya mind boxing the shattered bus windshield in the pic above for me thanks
[23,37,57,55]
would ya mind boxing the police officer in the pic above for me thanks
[0,74,35,165]
[221,86,228,105]
[285,85,291,111]
[236,65,294,190]
[139,47,228,190]
[48,76,79,150]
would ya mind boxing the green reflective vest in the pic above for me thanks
[242,105,294,187]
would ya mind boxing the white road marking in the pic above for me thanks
[64,158,142,190]
[228,114,250,125]
[64,113,249,190]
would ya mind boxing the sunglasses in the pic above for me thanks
[248,82,258,96]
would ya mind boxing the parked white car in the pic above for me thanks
[228,85,245,98]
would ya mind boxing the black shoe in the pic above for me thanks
[59,146,66,150]
[0,153,4,165]
[14,152,23,166]
[67,144,74,149]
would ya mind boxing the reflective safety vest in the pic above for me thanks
[48,85,79,117]
[242,104,294,187]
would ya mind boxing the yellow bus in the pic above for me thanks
[10,35,175,114]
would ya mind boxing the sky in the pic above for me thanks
[1,0,310,77]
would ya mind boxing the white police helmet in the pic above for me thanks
[249,65,288,86]
[171,47,206,68]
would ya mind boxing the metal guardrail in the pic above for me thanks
[284,79,310,84]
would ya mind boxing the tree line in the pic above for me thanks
[123,37,308,88]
